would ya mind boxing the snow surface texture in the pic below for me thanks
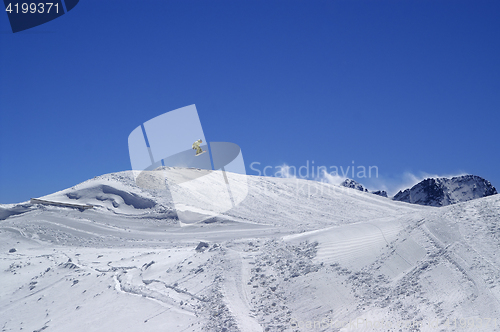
[393,175,498,207]
[1,169,500,331]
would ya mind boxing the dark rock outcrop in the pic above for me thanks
[393,175,497,207]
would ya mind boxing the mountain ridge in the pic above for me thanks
[393,174,497,206]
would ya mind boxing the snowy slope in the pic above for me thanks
[1,169,499,332]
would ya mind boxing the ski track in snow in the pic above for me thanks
[0,170,499,331]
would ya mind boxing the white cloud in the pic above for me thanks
[275,164,297,179]
[317,169,346,186]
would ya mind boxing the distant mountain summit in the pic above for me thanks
[340,179,368,192]
[340,179,388,197]
[371,190,388,198]
[393,175,497,207]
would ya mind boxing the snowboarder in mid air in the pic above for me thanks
[192,139,204,156]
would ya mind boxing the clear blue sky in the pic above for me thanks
[1,0,499,203]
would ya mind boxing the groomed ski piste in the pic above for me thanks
[1,168,499,332]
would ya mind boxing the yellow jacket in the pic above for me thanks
[192,140,202,149]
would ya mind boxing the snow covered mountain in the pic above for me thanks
[393,175,498,207]
[1,169,499,332]
[341,178,388,198]
[371,190,388,198]
[340,178,368,192]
